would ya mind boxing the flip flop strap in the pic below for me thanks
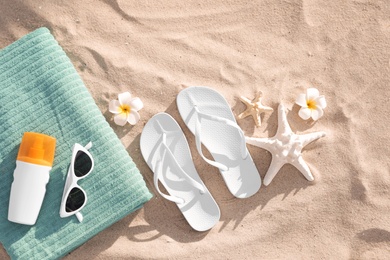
[193,106,248,171]
[153,127,206,204]
[154,160,185,204]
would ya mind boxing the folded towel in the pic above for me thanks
[0,28,152,260]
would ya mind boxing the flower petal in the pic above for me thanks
[118,92,132,105]
[311,106,324,120]
[127,110,140,125]
[298,107,312,120]
[114,113,128,126]
[315,95,327,109]
[130,97,144,111]
[109,100,121,114]
[296,93,308,107]
[307,88,320,100]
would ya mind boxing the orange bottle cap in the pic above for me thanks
[17,132,56,167]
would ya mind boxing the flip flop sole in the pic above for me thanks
[140,112,220,231]
[177,86,261,198]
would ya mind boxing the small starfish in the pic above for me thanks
[245,104,326,186]
[238,91,273,127]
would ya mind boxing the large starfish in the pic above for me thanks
[245,104,326,186]
[238,91,273,127]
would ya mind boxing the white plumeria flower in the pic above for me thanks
[109,92,143,126]
[295,88,327,121]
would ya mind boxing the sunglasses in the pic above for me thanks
[60,142,94,222]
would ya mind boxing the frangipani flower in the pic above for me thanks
[109,92,143,126]
[296,88,327,121]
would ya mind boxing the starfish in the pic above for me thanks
[238,91,273,127]
[245,104,326,186]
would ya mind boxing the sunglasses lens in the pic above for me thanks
[73,150,92,177]
[65,187,86,212]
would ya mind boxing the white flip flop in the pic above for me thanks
[140,112,220,231]
[177,86,261,198]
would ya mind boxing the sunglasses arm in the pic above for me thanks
[76,212,83,222]
[85,142,92,150]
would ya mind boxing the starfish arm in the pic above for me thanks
[239,96,252,106]
[263,156,285,186]
[276,104,292,135]
[238,108,252,119]
[254,91,263,100]
[263,106,274,111]
[245,136,274,151]
[291,156,314,181]
[299,131,326,147]
[253,112,261,127]
[257,104,273,113]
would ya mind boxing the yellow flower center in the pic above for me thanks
[119,104,131,115]
[307,99,317,110]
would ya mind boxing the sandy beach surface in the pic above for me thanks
[1,0,390,259]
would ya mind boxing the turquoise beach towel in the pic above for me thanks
[0,28,152,259]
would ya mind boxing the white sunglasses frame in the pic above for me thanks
[59,142,94,222]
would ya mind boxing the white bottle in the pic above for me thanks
[8,132,56,225]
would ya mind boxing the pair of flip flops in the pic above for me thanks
[140,87,261,231]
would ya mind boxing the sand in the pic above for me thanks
[1,0,390,259]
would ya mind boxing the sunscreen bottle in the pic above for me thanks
[8,132,56,225]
